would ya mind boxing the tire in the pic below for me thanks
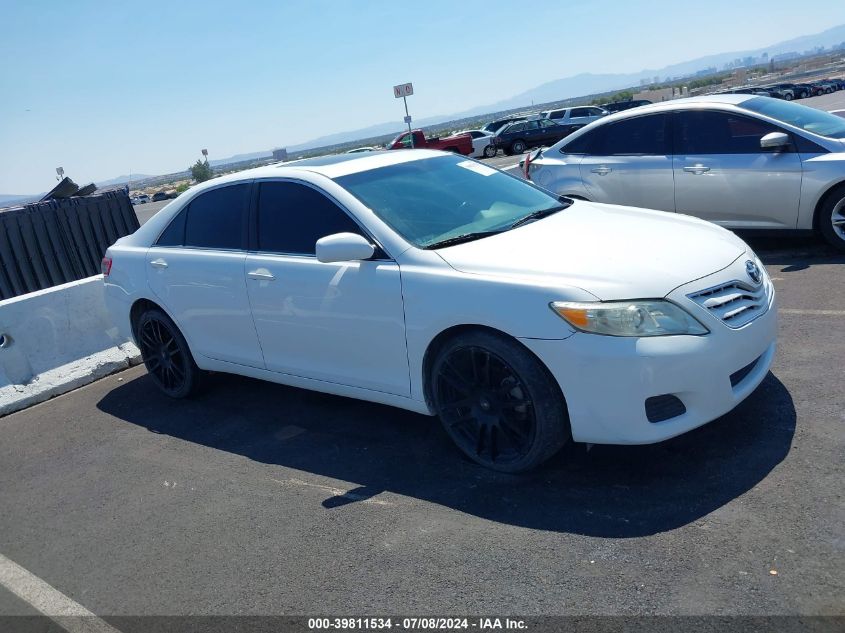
[135,308,203,398]
[430,330,570,472]
[784,93,793,101]
[818,184,845,252]
[483,144,497,158]
[511,140,527,154]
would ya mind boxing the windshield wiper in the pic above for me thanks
[508,204,569,230]
[424,231,505,250]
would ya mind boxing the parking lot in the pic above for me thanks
[3,90,845,632]
[0,230,842,624]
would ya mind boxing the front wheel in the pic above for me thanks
[819,184,845,251]
[510,140,527,154]
[483,144,497,158]
[431,331,570,472]
[136,308,203,398]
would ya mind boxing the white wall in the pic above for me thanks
[0,276,140,416]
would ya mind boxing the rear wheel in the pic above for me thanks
[483,144,497,158]
[818,184,845,252]
[431,331,569,472]
[511,139,527,154]
[136,308,202,398]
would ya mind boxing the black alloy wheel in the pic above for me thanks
[431,331,569,472]
[137,308,201,398]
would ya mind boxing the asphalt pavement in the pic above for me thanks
[0,234,842,625]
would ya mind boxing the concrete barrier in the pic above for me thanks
[0,275,140,416]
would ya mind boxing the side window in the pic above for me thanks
[183,184,249,250]
[526,121,541,130]
[508,123,527,133]
[155,208,187,246]
[560,128,603,155]
[600,114,669,155]
[549,110,566,120]
[539,119,558,128]
[570,108,591,118]
[398,134,412,149]
[257,181,363,255]
[675,110,782,154]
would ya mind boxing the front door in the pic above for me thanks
[672,109,802,228]
[245,180,410,396]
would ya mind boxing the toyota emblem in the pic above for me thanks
[746,260,762,285]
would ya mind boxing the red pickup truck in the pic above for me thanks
[386,129,474,155]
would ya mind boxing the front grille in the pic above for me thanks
[730,356,761,388]
[645,395,687,423]
[687,280,768,329]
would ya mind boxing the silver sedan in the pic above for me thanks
[526,95,845,250]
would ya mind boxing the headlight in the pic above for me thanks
[550,300,709,337]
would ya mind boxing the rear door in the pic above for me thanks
[146,183,265,368]
[673,109,802,228]
[578,113,675,211]
[244,180,410,396]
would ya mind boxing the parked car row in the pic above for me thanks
[131,191,177,205]
[722,77,844,100]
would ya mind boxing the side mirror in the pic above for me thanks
[316,233,375,263]
[760,132,790,151]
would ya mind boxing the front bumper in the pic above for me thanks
[519,266,778,445]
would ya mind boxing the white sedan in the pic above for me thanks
[103,150,776,472]
[458,129,497,158]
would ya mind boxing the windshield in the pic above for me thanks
[335,155,563,248]
[742,97,845,139]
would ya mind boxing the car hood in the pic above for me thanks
[434,201,747,301]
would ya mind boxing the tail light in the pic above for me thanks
[101,256,112,277]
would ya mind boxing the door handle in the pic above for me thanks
[247,269,276,281]
[591,166,612,175]
[149,258,168,269]
[683,165,711,174]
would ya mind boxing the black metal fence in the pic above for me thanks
[0,191,139,300]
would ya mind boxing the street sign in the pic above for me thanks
[404,115,412,124]
[393,83,414,98]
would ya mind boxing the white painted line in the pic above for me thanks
[0,551,122,633]
[502,162,521,171]
[780,308,845,316]
[272,477,394,506]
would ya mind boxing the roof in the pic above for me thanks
[182,149,448,193]
[278,148,446,179]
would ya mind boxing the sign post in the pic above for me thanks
[393,82,414,147]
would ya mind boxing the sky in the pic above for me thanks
[2,0,845,194]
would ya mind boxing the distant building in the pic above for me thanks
[272,148,288,161]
